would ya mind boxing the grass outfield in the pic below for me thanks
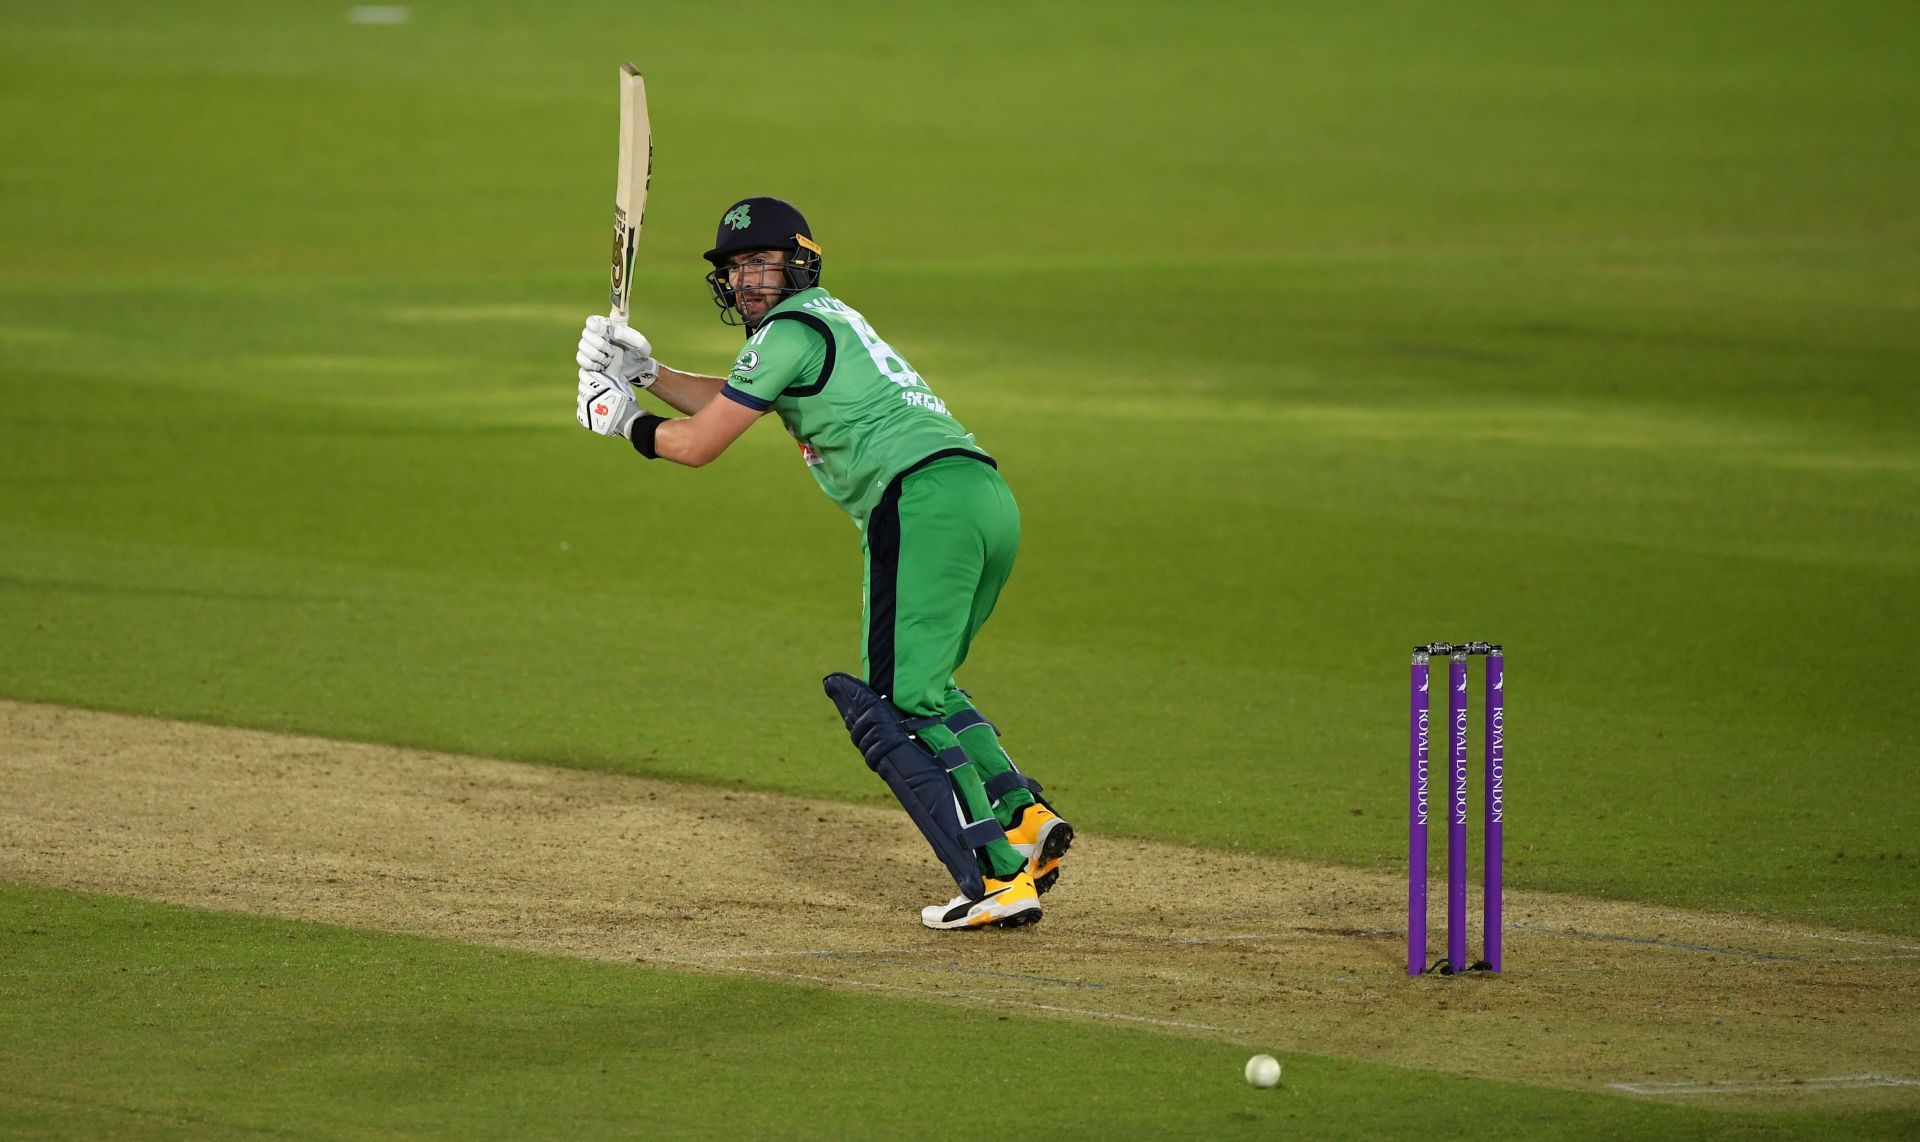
[4,883,1897,1140]
[2,0,1918,1134]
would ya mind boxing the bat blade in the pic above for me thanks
[609,62,651,325]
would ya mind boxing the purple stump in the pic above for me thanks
[1407,651,1431,976]
[1483,649,1505,972]
[1447,650,1469,973]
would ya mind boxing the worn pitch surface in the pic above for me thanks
[2,701,1914,1114]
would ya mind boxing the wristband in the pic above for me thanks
[629,413,666,459]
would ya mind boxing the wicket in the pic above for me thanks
[1407,641,1504,976]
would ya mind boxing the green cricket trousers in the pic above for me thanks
[861,452,1035,879]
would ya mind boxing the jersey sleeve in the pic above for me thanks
[720,318,825,411]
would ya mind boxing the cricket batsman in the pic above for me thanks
[572,197,1072,930]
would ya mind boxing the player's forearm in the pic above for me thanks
[628,393,760,468]
[646,418,723,467]
[646,365,727,414]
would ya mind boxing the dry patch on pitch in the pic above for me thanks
[3,701,1916,1113]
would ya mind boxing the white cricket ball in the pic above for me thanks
[1244,1053,1282,1088]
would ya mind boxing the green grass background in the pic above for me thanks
[3,0,1918,1134]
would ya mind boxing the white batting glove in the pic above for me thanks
[576,315,658,389]
[577,368,641,439]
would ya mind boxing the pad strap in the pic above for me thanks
[958,820,1005,848]
[944,708,997,736]
[935,747,971,773]
[985,770,1043,802]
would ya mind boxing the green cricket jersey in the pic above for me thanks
[719,287,991,523]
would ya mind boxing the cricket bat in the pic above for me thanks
[608,62,651,327]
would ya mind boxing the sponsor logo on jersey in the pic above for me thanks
[796,438,823,467]
[723,204,752,230]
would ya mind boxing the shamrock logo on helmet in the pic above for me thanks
[723,204,752,230]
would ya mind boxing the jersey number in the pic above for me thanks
[842,309,926,390]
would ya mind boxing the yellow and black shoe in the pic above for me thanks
[920,870,1042,930]
[1004,802,1074,895]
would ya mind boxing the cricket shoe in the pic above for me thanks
[1004,802,1074,895]
[920,870,1042,930]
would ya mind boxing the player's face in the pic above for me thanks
[726,250,787,321]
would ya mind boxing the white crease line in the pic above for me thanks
[1513,922,1920,965]
[693,948,865,959]
[1022,1002,1226,1032]
[1680,919,1920,953]
[1531,954,1920,975]
[1130,927,1396,946]
[1609,1073,1919,1096]
[685,947,1105,986]
[1165,933,1279,945]
[690,949,1106,990]
[1510,923,1789,960]
[642,954,1232,1033]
